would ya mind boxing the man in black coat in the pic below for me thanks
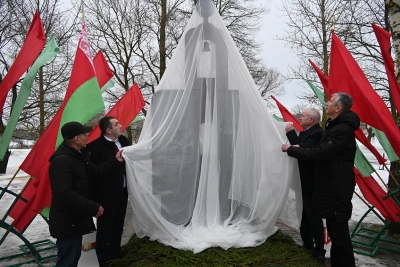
[49,121,124,267]
[285,108,325,263]
[282,92,360,267]
[86,116,131,267]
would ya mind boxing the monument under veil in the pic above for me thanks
[123,0,300,253]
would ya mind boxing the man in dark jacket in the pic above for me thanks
[49,121,124,267]
[285,108,325,263]
[282,92,360,267]
[86,116,131,267]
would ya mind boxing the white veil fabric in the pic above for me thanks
[123,0,301,253]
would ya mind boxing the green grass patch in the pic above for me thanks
[111,230,323,266]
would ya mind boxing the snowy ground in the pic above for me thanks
[0,144,399,266]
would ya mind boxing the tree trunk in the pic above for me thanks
[321,0,329,127]
[159,0,167,78]
[126,126,133,144]
[0,81,19,174]
[0,150,11,174]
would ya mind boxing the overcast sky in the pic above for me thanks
[257,0,304,112]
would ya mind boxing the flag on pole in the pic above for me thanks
[354,144,376,177]
[270,95,302,132]
[306,80,325,108]
[132,115,143,123]
[272,114,284,122]
[93,50,114,89]
[354,128,387,165]
[308,59,330,97]
[307,69,387,165]
[329,31,400,157]
[372,127,399,162]
[355,168,400,223]
[0,37,59,160]
[10,18,105,232]
[0,11,45,114]
[87,83,145,143]
[372,23,400,114]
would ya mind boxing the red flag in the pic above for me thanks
[354,128,386,165]
[10,20,105,232]
[0,11,45,114]
[270,95,303,132]
[329,31,400,157]
[8,179,37,232]
[372,24,400,114]
[93,50,113,89]
[87,83,145,143]
[309,59,331,97]
[308,61,386,164]
[355,168,400,222]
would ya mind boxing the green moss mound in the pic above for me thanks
[111,230,323,267]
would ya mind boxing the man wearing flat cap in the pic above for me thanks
[48,121,125,267]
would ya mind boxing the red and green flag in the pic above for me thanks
[306,80,325,108]
[87,83,145,143]
[355,168,400,223]
[0,36,59,160]
[10,18,105,231]
[372,127,399,162]
[272,114,284,122]
[0,11,45,114]
[93,50,115,91]
[354,128,387,165]
[354,144,375,177]
[308,59,330,97]
[329,31,400,157]
[309,61,387,165]
[372,23,400,114]
[270,95,302,132]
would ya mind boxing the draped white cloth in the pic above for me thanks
[123,0,301,253]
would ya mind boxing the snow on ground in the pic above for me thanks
[0,144,399,266]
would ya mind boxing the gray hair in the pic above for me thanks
[305,108,321,122]
[333,92,353,111]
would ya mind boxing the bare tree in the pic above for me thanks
[207,0,285,97]
[1,0,78,137]
[0,0,78,171]
[85,0,284,102]
[83,0,284,141]
[280,0,388,124]
[258,67,286,100]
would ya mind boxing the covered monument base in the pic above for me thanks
[122,0,301,253]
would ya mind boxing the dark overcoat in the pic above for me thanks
[49,142,120,239]
[287,110,360,222]
[286,123,323,193]
[86,135,130,216]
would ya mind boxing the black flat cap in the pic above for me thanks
[61,121,92,140]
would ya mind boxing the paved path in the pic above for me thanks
[277,220,400,267]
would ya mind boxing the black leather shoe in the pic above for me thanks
[314,254,325,264]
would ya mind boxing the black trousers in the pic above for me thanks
[56,236,82,267]
[96,188,128,267]
[300,191,325,256]
[326,216,355,267]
